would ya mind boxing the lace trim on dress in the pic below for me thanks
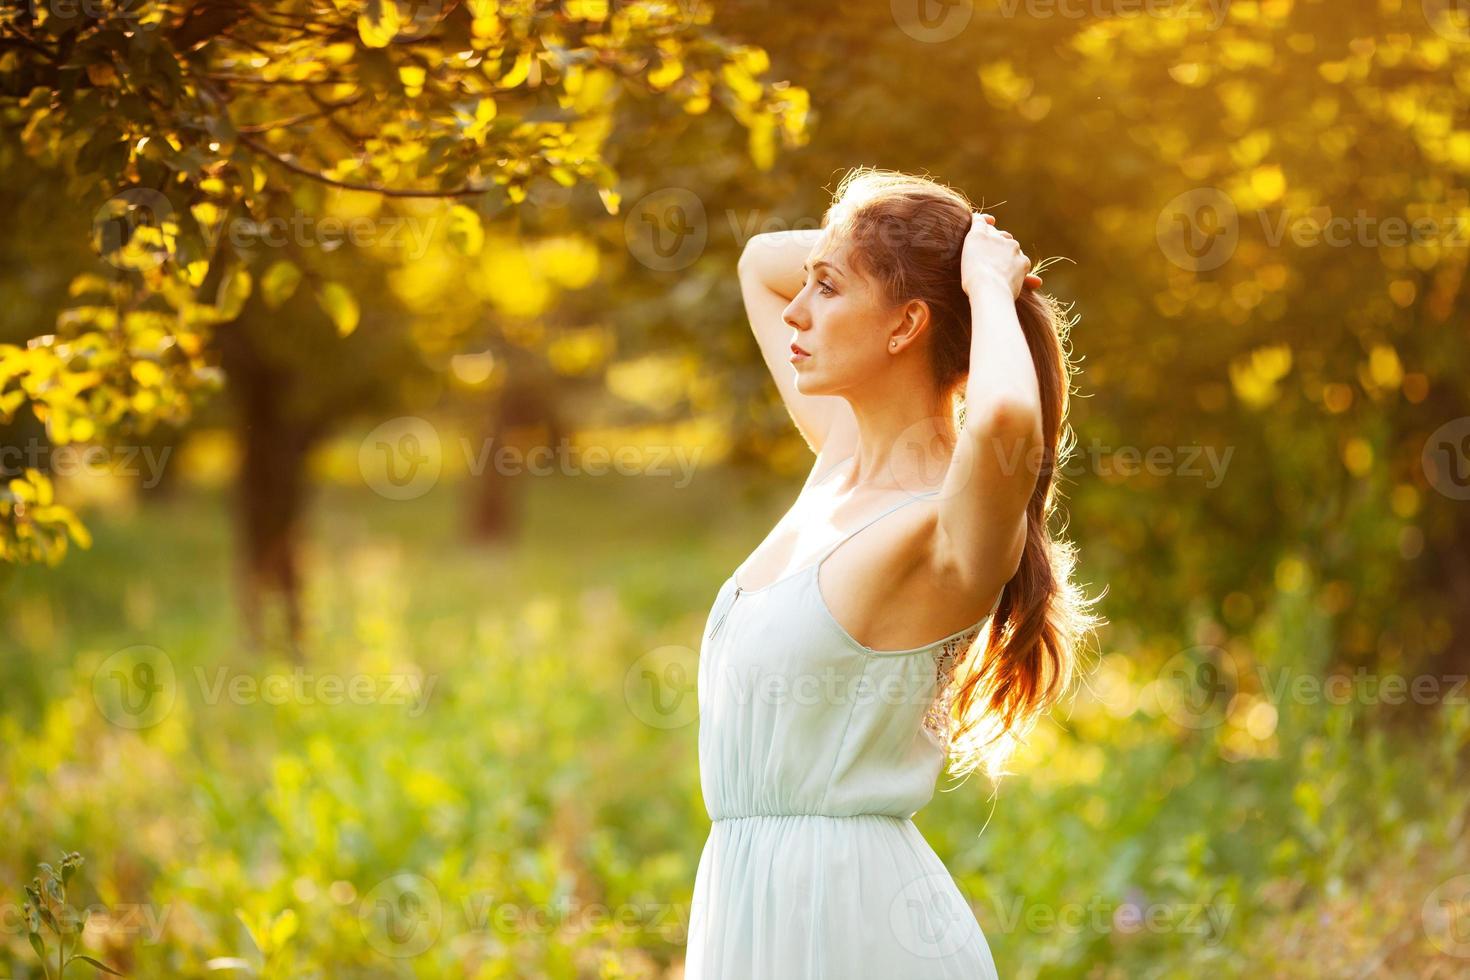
[921,625,984,745]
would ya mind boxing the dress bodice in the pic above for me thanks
[696,489,1000,821]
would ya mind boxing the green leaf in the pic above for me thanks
[269,908,298,948]
[316,282,359,338]
[446,205,484,257]
[60,853,82,887]
[68,954,124,976]
[417,136,457,178]
[260,260,302,310]
[358,1,401,48]
[0,391,28,424]
[215,265,253,321]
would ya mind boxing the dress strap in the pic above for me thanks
[807,454,854,490]
[812,489,941,569]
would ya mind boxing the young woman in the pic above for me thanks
[684,169,1100,978]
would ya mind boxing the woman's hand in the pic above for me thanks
[960,213,1042,299]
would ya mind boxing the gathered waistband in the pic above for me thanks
[711,812,911,823]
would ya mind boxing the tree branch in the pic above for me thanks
[235,94,366,134]
[236,131,496,198]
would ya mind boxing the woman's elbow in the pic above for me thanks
[975,397,1044,449]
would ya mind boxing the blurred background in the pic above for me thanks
[2,0,1468,977]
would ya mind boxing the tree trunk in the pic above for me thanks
[467,373,564,543]
[217,328,320,658]
[234,397,315,657]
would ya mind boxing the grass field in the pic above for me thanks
[2,469,1466,978]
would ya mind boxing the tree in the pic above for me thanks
[0,0,809,643]
[710,0,1469,685]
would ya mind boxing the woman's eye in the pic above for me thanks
[818,279,835,295]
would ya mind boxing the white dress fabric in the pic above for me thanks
[685,486,1002,979]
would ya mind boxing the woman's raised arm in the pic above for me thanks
[736,229,857,465]
[934,213,1046,601]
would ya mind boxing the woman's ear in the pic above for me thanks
[900,297,931,338]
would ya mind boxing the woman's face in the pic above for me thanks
[782,232,895,396]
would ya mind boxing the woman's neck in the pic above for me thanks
[838,387,959,493]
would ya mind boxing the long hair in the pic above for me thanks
[821,166,1104,781]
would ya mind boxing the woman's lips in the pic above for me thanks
[790,342,810,362]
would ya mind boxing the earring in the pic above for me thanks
[889,340,897,349]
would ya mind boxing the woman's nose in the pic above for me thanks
[782,296,805,330]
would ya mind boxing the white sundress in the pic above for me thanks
[685,485,1003,979]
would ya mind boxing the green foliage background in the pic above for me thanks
[3,0,1470,977]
